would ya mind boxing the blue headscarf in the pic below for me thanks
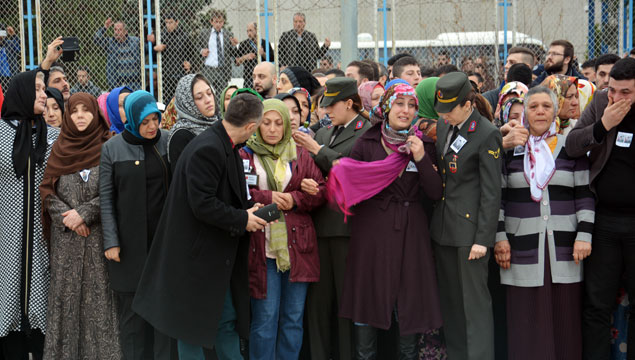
[106,86,132,133]
[123,91,162,139]
[384,78,410,89]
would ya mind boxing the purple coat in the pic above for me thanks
[339,124,443,335]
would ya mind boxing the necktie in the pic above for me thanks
[216,31,224,66]
[329,126,345,146]
[445,125,459,153]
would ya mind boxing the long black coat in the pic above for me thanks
[132,121,251,348]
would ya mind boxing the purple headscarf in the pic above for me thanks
[358,81,382,113]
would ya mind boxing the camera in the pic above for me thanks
[60,37,80,61]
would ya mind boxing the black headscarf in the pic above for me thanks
[45,87,65,116]
[281,67,321,96]
[0,70,49,178]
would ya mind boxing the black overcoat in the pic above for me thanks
[132,121,251,348]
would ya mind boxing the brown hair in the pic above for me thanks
[508,46,536,68]
[335,93,369,120]
[460,90,494,122]
[549,40,574,62]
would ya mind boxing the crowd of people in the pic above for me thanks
[0,11,635,360]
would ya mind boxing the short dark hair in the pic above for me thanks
[594,53,621,71]
[387,53,412,66]
[361,59,380,81]
[224,93,263,127]
[466,71,484,83]
[163,13,177,21]
[631,48,635,56]
[76,65,90,74]
[325,68,345,77]
[432,64,459,77]
[378,63,388,78]
[549,40,574,62]
[438,50,450,57]
[321,56,333,65]
[209,10,226,20]
[508,46,536,67]
[506,63,532,86]
[421,66,435,78]
[347,61,375,82]
[581,59,595,69]
[392,56,420,78]
[609,58,635,81]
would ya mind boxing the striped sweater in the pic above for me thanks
[496,135,595,287]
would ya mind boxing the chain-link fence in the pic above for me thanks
[0,0,24,91]
[1,0,632,100]
[39,0,145,94]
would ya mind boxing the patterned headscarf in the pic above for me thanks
[370,82,419,125]
[540,75,578,134]
[500,97,524,126]
[577,79,596,113]
[174,74,219,123]
[168,75,221,161]
[497,81,529,109]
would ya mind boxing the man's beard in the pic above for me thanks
[545,59,565,73]
[257,81,273,96]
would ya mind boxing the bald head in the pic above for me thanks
[253,62,277,98]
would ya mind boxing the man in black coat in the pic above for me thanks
[132,93,267,359]
[278,12,330,72]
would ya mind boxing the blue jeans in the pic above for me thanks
[249,258,309,360]
[178,291,243,360]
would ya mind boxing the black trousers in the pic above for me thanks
[0,329,44,360]
[117,292,172,360]
[583,213,635,360]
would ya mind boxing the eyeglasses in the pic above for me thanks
[546,52,565,58]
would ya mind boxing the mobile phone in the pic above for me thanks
[0,30,7,37]
[253,203,280,222]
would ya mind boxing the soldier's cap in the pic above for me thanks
[320,77,358,108]
[434,72,473,113]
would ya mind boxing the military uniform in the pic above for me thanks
[430,72,502,360]
[305,78,371,360]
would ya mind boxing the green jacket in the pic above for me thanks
[430,110,502,248]
[311,115,371,238]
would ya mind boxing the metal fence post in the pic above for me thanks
[629,0,633,51]
[25,0,36,70]
[145,0,154,96]
[588,0,596,57]
[154,0,162,102]
[340,0,357,66]
[382,0,388,66]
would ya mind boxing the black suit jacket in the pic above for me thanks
[278,29,327,71]
[132,121,251,348]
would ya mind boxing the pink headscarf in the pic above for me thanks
[358,81,383,112]
[97,92,111,126]
[327,83,420,217]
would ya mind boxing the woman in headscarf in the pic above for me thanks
[240,98,326,360]
[100,90,172,360]
[331,82,442,359]
[494,86,593,360]
[278,66,321,95]
[414,77,440,141]
[106,86,132,134]
[40,93,120,359]
[167,74,219,170]
[274,92,303,131]
[358,81,384,114]
[292,77,371,360]
[541,75,580,136]
[494,81,529,126]
[97,92,111,126]
[0,70,59,359]
[159,97,178,131]
[44,88,65,128]
[219,84,238,118]
[577,79,596,114]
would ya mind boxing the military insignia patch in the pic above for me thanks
[488,148,500,159]
[449,161,457,173]
[355,120,363,130]
[468,120,476,132]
